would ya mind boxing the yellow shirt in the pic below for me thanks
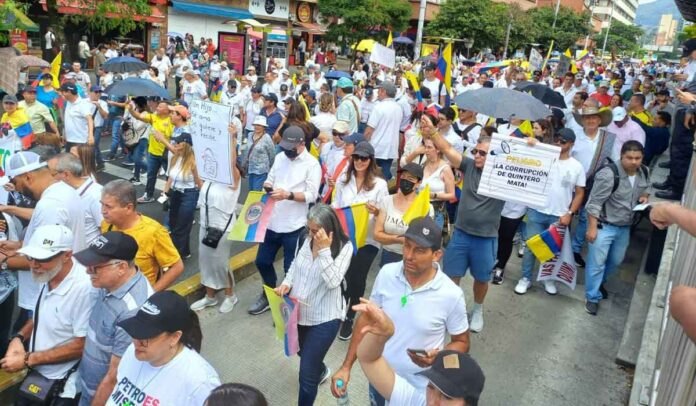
[101,215,180,285]
[142,112,173,156]
[630,110,653,127]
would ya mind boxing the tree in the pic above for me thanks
[426,0,508,52]
[526,6,591,51]
[42,0,152,36]
[318,0,411,53]
[677,24,696,43]
[594,21,644,55]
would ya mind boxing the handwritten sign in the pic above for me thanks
[189,100,234,186]
[477,134,560,209]
[370,43,395,69]
[529,48,543,72]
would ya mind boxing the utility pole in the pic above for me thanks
[551,0,562,31]
[502,9,513,59]
[414,0,427,59]
[601,0,614,58]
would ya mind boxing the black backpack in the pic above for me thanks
[584,158,649,206]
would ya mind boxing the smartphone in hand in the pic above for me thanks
[263,186,274,193]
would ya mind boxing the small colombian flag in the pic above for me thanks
[3,109,34,149]
[335,203,369,255]
[228,191,276,242]
[526,225,562,263]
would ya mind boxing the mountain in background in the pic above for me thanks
[635,0,681,27]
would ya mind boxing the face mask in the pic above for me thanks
[284,148,299,159]
[399,179,416,195]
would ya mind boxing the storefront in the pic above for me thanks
[289,0,325,66]
[168,0,253,41]
[248,0,290,69]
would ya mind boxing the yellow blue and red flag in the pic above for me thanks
[334,203,369,254]
[210,78,223,102]
[435,43,452,107]
[1,109,34,149]
[263,285,299,356]
[404,71,424,112]
[511,120,534,138]
[228,191,276,242]
[526,225,563,263]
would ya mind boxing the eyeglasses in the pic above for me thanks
[86,260,124,275]
[332,131,346,138]
[26,252,63,263]
[352,155,370,162]
[470,148,488,157]
[554,138,571,145]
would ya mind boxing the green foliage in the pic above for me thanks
[677,24,696,43]
[526,6,591,51]
[318,0,411,48]
[45,0,152,36]
[594,21,644,54]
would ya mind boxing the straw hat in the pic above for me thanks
[573,106,612,127]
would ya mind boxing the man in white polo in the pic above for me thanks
[364,81,404,181]
[0,225,94,405]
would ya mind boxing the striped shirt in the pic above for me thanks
[78,271,153,406]
[281,239,353,326]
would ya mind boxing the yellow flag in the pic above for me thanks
[298,94,311,120]
[519,120,534,137]
[386,31,393,47]
[50,51,62,89]
[292,72,297,87]
[403,185,430,224]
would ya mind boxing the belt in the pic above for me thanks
[172,187,198,193]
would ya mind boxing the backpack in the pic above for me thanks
[585,158,649,206]
[453,122,481,141]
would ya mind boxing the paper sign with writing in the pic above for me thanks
[529,48,543,72]
[477,134,560,209]
[370,43,396,69]
[189,100,234,186]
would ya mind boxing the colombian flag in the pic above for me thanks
[403,184,430,224]
[452,178,463,203]
[526,225,562,263]
[403,71,424,111]
[298,94,311,120]
[512,120,534,138]
[435,43,453,107]
[2,109,34,149]
[210,78,223,102]
[335,203,369,254]
[228,191,276,242]
[263,285,300,356]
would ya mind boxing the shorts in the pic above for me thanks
[443,228,497,282]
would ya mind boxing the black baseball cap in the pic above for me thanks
[263,93,279,104]
[279,126,305,150]
[172,132,193,146]
[402,216,442,250]
[251,86,262,94]
[416,350,485,402]
[555,128,576,143]
[682,38,696,57]
[399,162,424,180]
[74,232,139,267]
[343,132,366,145]
[118,291,192,339]
[656,89,670,97]
[352,141,374,158]
[22,86,36,93]
[60,83,77,93]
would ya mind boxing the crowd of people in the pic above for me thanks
[1,32,696,406]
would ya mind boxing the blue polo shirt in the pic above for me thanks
[261,108,283,137]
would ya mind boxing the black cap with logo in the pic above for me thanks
[74,231,139,267]
[279,126,305,150]
[402,216,442,250]
[118,291,192,339]
[416,350,485,402]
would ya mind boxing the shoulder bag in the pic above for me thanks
[201,183,235,249]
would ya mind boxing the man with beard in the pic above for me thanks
[1,225,94,405]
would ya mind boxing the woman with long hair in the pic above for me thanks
[281,100,326,156]
[273,204,353,406]
[162,132,202,258]
[111,291,220,405]
[309,93,336,136]
[533,119,554,144]
[331,141,388,341]
[610,94,623,109]
[70,144,98,181]
[420,137,455,233]
[401,111,437,167]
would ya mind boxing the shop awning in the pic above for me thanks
[0,4,39,32]
[171,1,253,20]
[294,22,325,34]
[247,28,288,42]
[40,0,165,23]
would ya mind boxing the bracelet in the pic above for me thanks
[288,192,295,201]
[24,352,31,369]
[10,333,24,343]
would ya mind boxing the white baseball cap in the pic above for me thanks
[7,151,47,178]
[612,106,627,121]
[18,224,74,260]
[253,115,268,127]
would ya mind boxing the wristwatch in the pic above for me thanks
[10,333,24,343]
[566,210,576,216]
[288,192,295,201]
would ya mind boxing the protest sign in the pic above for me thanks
[477,134,560,208]
[555,54,571,76]
[529,48,544,71]
[370,43,396,69]
[536,226,578,290]
[189,100,234,185]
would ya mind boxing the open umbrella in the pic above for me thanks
[393,36,414,45]
[513,81,567,108]
[454,88,552,121]
[13,55,50,69]
[325,70,351,80]
[352,39,376,53]
[102,56,149,73]
[167,32,184,39]
[105,78,171,100]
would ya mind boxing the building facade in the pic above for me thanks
[592,0,638,26]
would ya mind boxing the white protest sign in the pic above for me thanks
[189,100,234,186]
[477,134,560,209]
[370,43,396,69]
[529,48,543,71]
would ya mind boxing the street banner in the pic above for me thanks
[477,134,560,209]
[370,43,395,69]
[536,226,578,290]
[189,100,234,185]
[263,285,300,356]
[529,48,543,71]
[228,191,275,243]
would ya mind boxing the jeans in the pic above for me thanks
[92,126,103,165]
[379,250,402,267]
[572,207,588,254]
[297,319,341,406]
[131,138,148,179]
[175,77,182,98]
[0,290,15,356]
[375,158,393,181]
[369,384,386,406]
[109,117,125,157]
[145,152,167,198]
[169,188,199,257]
[344,245,379,320]
[585,223,630,303]
[254,227,303,287]
[248,173,268,192]
[521,209,560,280]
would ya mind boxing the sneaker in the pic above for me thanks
[247,292,270,315]
[122,160,135,167]
[137,194,154,203]
[470,306,484,333]
[517,245,525,258]
[129,177,142,186]
[543,280,558,295]
[103,154,115,162]
[573,252,586,268]
[319,365,331,385]
[599,283,609,299]
[492,267,504,285]
[585,300,599,315]
[190,295,218,311]
[159,168,166,176]
[183,253,192,259]
[219,295,239,313]
[338,319,354,341]
[514,277,532,295]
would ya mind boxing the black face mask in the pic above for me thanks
[399,179,416,195]
[284,148,299,159]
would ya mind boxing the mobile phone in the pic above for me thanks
[263,186,274,193]
[407,348,428,357]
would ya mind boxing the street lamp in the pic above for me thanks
[464,38,474,58]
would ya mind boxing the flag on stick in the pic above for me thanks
[263,285,300,356]
[526,224,563,263]
[435,43,453,107]
[403,185,430,224]
[228,191,275,242]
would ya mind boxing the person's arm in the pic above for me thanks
[374,206,405,246]
[446,331,470,353]
[584,168,614,244]
[192,166,204,190]
[432,166,455,201]
[153,259,184,291]
[331,313,369,397]
[86,114,95,145]
[94,101,108,119]
[425,129,463,168]
[670,285,696,343]
[1,319,33,372]
[364,126,374,141]
[26,337,85,370]
[90,355,121,406]
[355,300,397,402]
[650,202,696,235]
[317,241,352,289]
[162,176,173,196]
[0,205,34,220]
[126,105,148,123]
[47,120,61,139]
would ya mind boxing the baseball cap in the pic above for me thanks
[574,73,584,80]
[556,128,576,143]
[17,224,73,260]
[247,66,256,71]
[337,77,353,89]
[352,141,375,158]
[656,89,670,97]
[307,89,317,99]
[599,80,610,88]
[281,68,290,76]
[22,86,36,93]
[416,350,485,402]
[174,99,189,108]
[172,132,193,146]
[399,162,424,180]
[251,86,262,94]
[279,126,305,150]
[612,106,627,121]
[402,216,442,250]
[263,93,279,104]
[7,151,47,178]
[2,95,17,104]
[332,121,350,134]
[425,63,437,71]
[343,132,366,145]
[168,105,191,120]
[90,85,103,92]
[74,231,139,266]
[60,82,78,93]
[118,291,192,339]
[252,115,268,127]
[227,80,237,88]
[682,38,696,57]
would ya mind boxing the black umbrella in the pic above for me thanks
[105,78,171,99]
[454,88,552,121]
[513,81,567,108]
[102,56,149,73]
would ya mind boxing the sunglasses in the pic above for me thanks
[332,131,346,138]
[470,148,488,157]
[554,138,571,145]
[352,155,371,162]
[26,252,63,263]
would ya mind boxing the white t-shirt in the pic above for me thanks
[353,70,368,84]
[182,79,207,105]
[310,112,337,136]
[45,32,55,49]
[367,98,403,160]
[389,374,426,406]
[442,126,464,154]
[92,99,108,128]
[76,178,104,245]
[64,98,94,143]
[421,77,447,99]
[538,157,585,216]
[370,262,469,390]
[107,345,221,406]
[151,56,172,83]
[74,71,91,90]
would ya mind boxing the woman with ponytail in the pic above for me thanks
[108,291,220,405]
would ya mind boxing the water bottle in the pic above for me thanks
[336,379,349,405]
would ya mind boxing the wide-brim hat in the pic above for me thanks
[573,106,612,127]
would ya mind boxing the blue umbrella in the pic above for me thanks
[105,78,171,100]
[393,36,414,45]
[324,70,351,80]
[102,56,149,73]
